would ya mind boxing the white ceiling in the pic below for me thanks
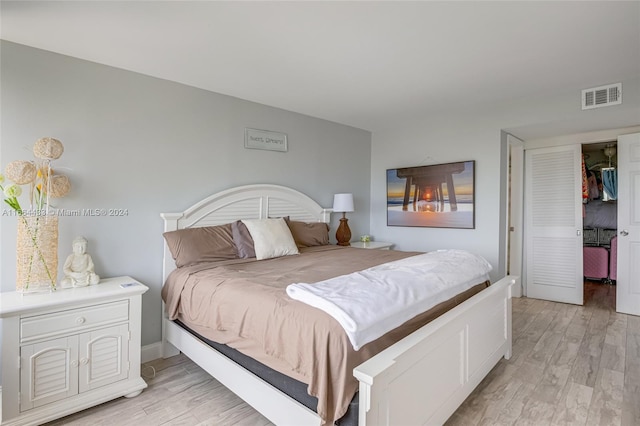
[2,1,639,134]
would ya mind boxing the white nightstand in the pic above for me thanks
[0,276,148,426]
[350,241,394,250]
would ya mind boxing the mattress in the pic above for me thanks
[174,281,488,425]
[162,245,490,424]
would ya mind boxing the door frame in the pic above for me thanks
[506,134,524,297]
[515,125,640,305]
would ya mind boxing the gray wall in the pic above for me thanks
[0,41,372,383]
[3,39,639,389]
[369,75,640,283]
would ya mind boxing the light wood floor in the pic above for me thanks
[447,281,638,426]
[46,281,638,426]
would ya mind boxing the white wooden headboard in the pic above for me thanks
[161,184,332,281]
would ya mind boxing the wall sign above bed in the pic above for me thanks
[244,128,288,152]
[387,160,475,229]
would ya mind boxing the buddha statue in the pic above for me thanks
[60,236,100,288]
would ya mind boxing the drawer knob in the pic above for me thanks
[80,358,89,365]
[75,317,86,324]
[70,360,79,367]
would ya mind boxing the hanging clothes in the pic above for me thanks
[602,168,617,201]
[587,171,600,199]
[581,154,589,202]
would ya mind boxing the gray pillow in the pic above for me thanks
[232,220,256,258]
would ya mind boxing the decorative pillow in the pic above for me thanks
[231,220,256,259]
[163,223,237,268]
[241,218,299,260]
[286,220,330,248]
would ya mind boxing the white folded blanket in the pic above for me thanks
[286,249,492,350]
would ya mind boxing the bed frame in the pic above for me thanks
[161,184,515,426]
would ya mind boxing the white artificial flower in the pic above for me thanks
[4,184,22,198]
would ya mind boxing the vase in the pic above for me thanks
[16,215,58,292]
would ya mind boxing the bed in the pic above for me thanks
[160,184,515,426]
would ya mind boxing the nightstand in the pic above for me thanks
[350,241,394,250]
[0,276,148,426]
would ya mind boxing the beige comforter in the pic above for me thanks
[161,245,487,424]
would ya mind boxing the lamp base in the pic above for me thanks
[336,217,351,246]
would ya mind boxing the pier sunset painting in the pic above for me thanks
[387,160,475,229]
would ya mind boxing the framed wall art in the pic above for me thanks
[387,160,475,229]
[244,128,288,152]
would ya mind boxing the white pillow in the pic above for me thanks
[241,218,299,260]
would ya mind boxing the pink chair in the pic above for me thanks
[610,236,617,281]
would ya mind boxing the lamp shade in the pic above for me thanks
[333,193,354,213]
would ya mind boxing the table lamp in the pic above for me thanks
[333,193,354,246]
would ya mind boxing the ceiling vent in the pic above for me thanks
[582,83,622,110]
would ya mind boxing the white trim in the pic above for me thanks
[141,342,163,364]
[506,134,524,298]
[523,125,640,150]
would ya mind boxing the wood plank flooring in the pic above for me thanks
[45,281,638,426]
[446,281,639,426]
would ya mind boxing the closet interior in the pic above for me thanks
[581,142,618,304]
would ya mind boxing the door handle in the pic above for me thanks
[620,230,629,236]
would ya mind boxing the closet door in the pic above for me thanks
[525,144,583,304]
[616,132,640,315]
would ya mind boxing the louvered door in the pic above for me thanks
[524,144,583,304]
[21,336,79,410]
[79,324,129,392]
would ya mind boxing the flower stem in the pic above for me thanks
[20,216,56,290]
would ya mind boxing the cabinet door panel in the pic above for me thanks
[21,336,79,411]
[79,324,129,393]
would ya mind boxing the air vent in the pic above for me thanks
[582,83,622,110]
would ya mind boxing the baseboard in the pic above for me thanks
[141,342,162,363]
[512,285,523,298]
[511,275,523,298]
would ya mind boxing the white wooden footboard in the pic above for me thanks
[354,275,515,426]
[162,275,514,426]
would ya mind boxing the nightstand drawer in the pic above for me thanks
[21,300,129,343]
